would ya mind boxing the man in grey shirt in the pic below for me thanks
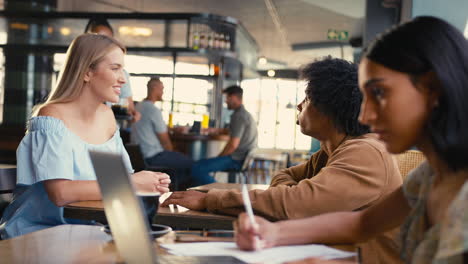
[131,78,193,189]
[190,85,258,185]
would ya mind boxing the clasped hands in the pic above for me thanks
[131,170,171,194]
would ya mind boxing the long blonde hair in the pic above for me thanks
[32,33,126,116]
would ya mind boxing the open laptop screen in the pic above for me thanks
[89,150,156,263]
[89,150,247,264]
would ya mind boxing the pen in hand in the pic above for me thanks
[241,184,264,250]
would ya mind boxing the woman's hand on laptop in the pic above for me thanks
[132,171,171,194]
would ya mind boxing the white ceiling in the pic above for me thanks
[58,0,366,69]
[300,0,366,19]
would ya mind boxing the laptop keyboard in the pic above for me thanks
[157,255,247,264]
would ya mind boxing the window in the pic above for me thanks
[242,78,311,150]
[53,53,214,127]
[126,55,213,126]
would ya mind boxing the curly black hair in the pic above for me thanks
[300,56,369,136]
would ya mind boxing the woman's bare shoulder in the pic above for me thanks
[37,104,65,119]
[99,104,117,133]
[98,103,115,119]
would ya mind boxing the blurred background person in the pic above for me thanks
[131,77,193,190]
[190,85,258,186]
[85,18,140,122]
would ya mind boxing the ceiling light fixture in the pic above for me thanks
[258,56,268,65]
[60,27,71,36]
[119,26,152,37]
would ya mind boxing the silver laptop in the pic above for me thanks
[89,150,246,264]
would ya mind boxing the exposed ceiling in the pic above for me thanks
[57,0,366,69]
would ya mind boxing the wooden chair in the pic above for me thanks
[124,144,148,172]
[247,152,289,184]
[0,165,17,233]
[0,165,16,194]
[123,144,178,189]
[0,126,25,164]
[394,150,426,180]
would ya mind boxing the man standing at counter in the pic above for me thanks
[191,85,258,186]
[131,78,193,189]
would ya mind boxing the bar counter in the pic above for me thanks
[170,129,229,160]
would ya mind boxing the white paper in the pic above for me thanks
[161,242,356,263]
[160,192,189,212]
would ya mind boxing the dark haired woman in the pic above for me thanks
[236,16,468,264]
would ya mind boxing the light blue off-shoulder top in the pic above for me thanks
[0,116,133,239]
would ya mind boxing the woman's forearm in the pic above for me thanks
[273,188,410,247]
[274,211,365,246]
[44,179,101,207]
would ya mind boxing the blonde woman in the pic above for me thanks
[0,34,170,239]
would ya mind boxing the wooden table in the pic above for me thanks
[0,225,357,264]
[65,198,236,230]
[0,224,168,263]
[0,164,16,169]
[64,184,270,230]
[187,183,269,193]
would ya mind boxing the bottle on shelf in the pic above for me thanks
[199,24,209,49]
[225,34,231,51]
[213,32,220,49]
[207,31,214,49]
[191,24,200,50]
[219,33,225,50]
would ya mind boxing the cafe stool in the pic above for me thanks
[124,144,180,190]
[215,169,244,184]
[213,149,257,184]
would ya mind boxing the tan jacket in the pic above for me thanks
[206,134,403,264]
